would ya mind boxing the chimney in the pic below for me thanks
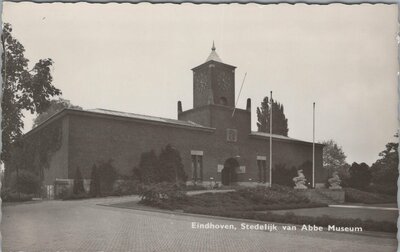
[177,101,183,114]
[246,98,251,112]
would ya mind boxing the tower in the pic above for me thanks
[191,42,236,108]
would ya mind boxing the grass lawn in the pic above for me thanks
[344,188,396,204]
[270,206,398,223]
[123,184,397,233]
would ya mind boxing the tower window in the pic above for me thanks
[219,97,228,105]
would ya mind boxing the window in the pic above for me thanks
[226,129,237,142]
[257,156,267,183]
[191,151,203,182]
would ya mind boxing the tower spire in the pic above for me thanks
[206,41,222,63]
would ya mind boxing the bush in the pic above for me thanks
[183,184,207,191]
[139,182,187,210]
[237,185,310,205]
[272,164,297,187]
[1,188,33,202]
[111,180,144,196]
[344,187,396,204]
[366,183,397,196]
[9,170,41,195]
[347,162,371,190]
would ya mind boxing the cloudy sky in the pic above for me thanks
[3,3,398,165]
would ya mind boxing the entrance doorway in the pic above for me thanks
[221,158,239,186]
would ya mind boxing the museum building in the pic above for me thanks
[18,44,325,195]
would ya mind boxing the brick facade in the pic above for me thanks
[19,46,326,190]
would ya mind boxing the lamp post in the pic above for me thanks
[269,91,273,188]
[312,102,315,188]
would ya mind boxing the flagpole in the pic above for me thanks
[269,91,273,188]
[312,102,315,188]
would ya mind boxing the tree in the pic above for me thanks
[321,140,348,176]
[133,150,159,183]
[1,23,61,162]
[347,162,371,190]
[370,141,398,194]
[157,144,187,184]
[33,98,82,127]
[272,164,297,187]
[256,96,288,136]
[73,167,85,195]
[97,159,117,195]
[89,164,100,197]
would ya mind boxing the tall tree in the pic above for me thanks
[256,96,288,136]
[157,144,187,184]
[370,140,398,194]
[33,98,82,127]
[321,139,350,177]
[73,167,85,195]
[133,150,159,184]
[89,164,100,197]
[347,162,371,190]
[1,23,61,162]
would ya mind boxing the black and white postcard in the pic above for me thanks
[1,2,398,251]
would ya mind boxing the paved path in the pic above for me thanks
[2,197,397,252]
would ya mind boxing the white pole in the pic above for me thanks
[269,91,273,188]
[312,102,315,188]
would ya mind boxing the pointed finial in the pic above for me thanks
[212,41,216,51]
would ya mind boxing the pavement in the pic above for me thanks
[1,196,398,252]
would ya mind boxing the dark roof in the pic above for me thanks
[26,107,215,137]
[250,131,324,146]
[86,108,213,129]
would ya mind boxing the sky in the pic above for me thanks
[3,3,398,165]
